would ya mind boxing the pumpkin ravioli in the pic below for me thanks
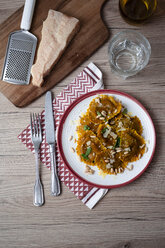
[97,123,117,148]
[86,95,122,124]
[76,130,105,165]
[113,113,143,135]
[76,114,99,136]
[118,129,146,163]
[95,150,127,174]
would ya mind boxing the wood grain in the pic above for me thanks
[0,0,165,248]
[0,0,109,107]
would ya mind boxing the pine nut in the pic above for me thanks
[106,163,111,169]
[110,159,115,164]
[101,110,107,117]
[86,141,91,146]
[90,135,96,138]
[71,147,75,153]
[107,146,113,149]
[95,98,101,104]
[118,167,124,173]
[110,132,117,139]
[69,135,73,141]
[124,147,131,151]
[85,165,95,174]
[99,117,105,120]
[127,164,133,171]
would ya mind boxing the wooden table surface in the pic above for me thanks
[0,0,165,247]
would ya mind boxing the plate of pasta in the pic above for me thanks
[57,90,156,188]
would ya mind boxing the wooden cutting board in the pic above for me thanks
[0,0,109,107]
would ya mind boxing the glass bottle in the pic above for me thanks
[119,0,157,24]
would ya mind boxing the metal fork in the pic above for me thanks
[30,113,44,207]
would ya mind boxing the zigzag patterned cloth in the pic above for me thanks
[18,62,108,209]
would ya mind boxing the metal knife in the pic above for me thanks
[45,91,61,196]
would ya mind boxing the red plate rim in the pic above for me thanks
[57,89,156,189]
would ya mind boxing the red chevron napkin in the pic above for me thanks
[18,62,108,209]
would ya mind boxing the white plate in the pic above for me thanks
[57,90,156,188]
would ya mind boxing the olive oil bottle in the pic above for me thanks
[119,0,157,24]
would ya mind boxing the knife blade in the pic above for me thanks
[45,91,60,196]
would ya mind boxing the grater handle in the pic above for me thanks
[20,0,36,31]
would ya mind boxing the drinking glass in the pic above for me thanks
[108,30,151,78]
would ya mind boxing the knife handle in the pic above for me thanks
[50,145,61,196]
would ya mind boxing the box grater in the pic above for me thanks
[1,0,37,85]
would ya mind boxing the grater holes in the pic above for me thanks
[11,39,33,52]
[5,49,32,82]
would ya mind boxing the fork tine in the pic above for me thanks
[33,113,36,137]
[30,113,33,136]
[38,114,42,139]
[35,113,39,136]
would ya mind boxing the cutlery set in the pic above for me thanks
[30,91,61,206]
